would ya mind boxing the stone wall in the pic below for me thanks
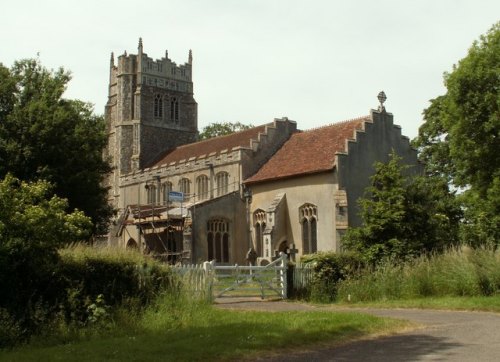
[191,193,248,264]
[336,109,422,227]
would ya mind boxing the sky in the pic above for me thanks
[1,0,498,139]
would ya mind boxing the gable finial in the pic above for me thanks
[377,91,387,112]
[188,49,193,64]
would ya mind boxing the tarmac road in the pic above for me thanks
[215,298,500,361]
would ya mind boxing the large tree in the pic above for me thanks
[199,121,253,140]
[342,153,461,264]
[0,59,112,234]
[413,23,500,244]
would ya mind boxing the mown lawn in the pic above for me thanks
[0,306,408,361]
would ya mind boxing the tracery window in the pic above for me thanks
[146,185,157,205]
[300,203,318,254]
[196,175,209,201]
[207,219,229,263]
[216,172,229,196]
[179,178,190,196]
[154,94,163,118]
[162,182,172,204]
[253,209,266,257]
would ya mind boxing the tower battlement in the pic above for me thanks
[110,38,193,95]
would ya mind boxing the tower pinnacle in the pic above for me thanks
[138,37,143,53]
[188,49,193,64]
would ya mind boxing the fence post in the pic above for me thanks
[203,260,215,302]
[279,252,288,299]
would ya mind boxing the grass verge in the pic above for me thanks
[336,295,500,312]
[0,298,408,362]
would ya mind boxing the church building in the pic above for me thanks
[105,40,420,265]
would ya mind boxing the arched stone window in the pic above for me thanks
[154,94,163,118]
[299,203,318,254]
[146,184,157,205]
[216,172,229,196]
[196,175,209,201]
[162,182,172,204]
[207,219,229,263]
[170,97,179,122]
[179,178,190,196]
[253,209,266,257]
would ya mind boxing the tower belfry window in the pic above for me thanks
[154,94,163,118]
[170,98,179,122]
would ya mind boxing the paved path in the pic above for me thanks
[215,298,500,361]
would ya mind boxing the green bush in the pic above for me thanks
[301,252,365,302]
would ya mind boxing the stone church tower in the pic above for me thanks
[104,39,198,210]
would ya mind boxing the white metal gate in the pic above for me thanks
[206,253,288,299]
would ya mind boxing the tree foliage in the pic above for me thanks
[0,59,112,234]
[0,174,92,328]
[199,121,253,140]
[342,152,461,265]
[413,23,500,244]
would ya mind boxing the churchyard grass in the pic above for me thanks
[0,293,408,361]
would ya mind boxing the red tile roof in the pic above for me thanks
[147,124,268,168]
[245,116,369,184]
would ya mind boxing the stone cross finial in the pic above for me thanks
[377,91,387,112]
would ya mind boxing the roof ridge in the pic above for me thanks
[302,115,370,132]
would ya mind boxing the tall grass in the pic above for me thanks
[337,246,500,302]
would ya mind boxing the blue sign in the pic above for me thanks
[168,191,184,202]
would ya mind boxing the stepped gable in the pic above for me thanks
[147,124,268,168]
[245,116,369,184]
